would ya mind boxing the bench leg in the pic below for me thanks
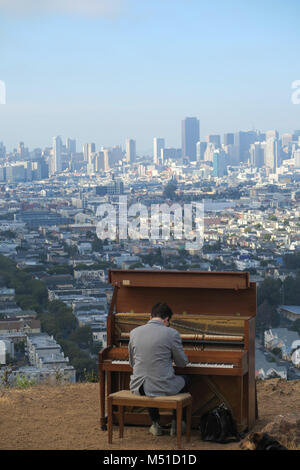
[176,403,182,449]
[108,397,113,444]
[186,403,192,443]
[119,405,124,438]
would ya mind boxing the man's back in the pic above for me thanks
[129,319,188,397]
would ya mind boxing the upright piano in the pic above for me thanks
[99,269,257,432]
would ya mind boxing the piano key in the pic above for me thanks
[111,360,235,368]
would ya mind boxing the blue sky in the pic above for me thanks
[0,0,300,153]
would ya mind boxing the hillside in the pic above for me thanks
[0,378,299,450]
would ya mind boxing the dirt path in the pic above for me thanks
[0,379,299,450]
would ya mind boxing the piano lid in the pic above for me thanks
[109,269,250,290]
[108,269,257,318]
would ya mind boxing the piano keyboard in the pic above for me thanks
[186,362,234,369]
[111,360,235,369]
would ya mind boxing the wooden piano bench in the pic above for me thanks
[107,390,192,449]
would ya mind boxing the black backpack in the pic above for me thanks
[199,403,241,444]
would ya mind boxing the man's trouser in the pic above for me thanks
[139,376,190,423]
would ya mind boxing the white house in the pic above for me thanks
[292,348,300,367]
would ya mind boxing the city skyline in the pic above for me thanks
[0,1,300,152]
[1,123,300,156]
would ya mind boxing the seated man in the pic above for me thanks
[128,302,189,436]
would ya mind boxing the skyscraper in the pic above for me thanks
[66,138,76,155]
[0,142,6,158]
[224,133,234,146]
[88,143,96,161]
[110,145,123,166]
[213,149,228,177]
[196,141,207,162]
[126,139,136,163]
[95,151,110,172]
[292,130,300,141]
[206,135,221,147]
[204,142,217,162]
[265,137,280,172]
[250,142,265,168]
[153,137,165,164]
[266,130,279,141]
[52,136,62,175]
[234,131,257,163]
[83,143,95,162]
[181,117,200,161]
[294,149,300,168]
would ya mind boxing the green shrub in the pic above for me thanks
[15,374,36,389]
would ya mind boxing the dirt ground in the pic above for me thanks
[0,378,299,451]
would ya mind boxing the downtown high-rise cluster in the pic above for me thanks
[0,118,300,183]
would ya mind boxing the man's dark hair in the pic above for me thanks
[151,302,173,320]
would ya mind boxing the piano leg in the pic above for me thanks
[99,370,107,431]
[255,380,258,419]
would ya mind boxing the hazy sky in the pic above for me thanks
[0,0,300,153]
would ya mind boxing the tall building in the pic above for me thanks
[0,142,6,158]
[294,149,300,168]
[110,146,123,166]
[153,138,165,164]
[83,143,95,162]
[265,137,280,172]
[83,144,88,162]
[17,142,29,159]
[266,130,279,141]
[95,151,109,172]
[181,117,200,161]
[126,139,136,163]
[224,133,234,146]
[206,135,221,147]
[88,143,96,161]
[204,142,217,162]
[213,150,228,177]
[223,144,237,165]
[281,134,293,147]
[234,131,257,164]
[52,136,62,175]
[292,130,300,141]
[250,142,265,168]
[160,148,181,162]
[196,141,207,162]
[66,138,76,155]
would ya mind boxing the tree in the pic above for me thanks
[257,277,282,307]
[163,183,177,200]
[283,252,300,270]
[283,274,300,305]
[69,326,93,350]
[92,236,103,253]
[256,300,279,330]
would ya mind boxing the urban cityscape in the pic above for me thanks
[0,116,299,387]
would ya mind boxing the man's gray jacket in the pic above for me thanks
[128,319,188,397]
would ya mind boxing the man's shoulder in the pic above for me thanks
[129,323,148,337]
[167,326,181,338]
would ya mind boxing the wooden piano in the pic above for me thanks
[99,269,257,432]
